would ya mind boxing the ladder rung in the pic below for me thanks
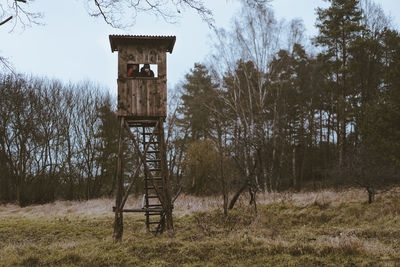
[147,195,159,199]
[148,204,162,207]
[143,132,159,135]
[146,212,162,216]
[147,151,160,153]
[146,209,163,212]
[147,208,163,211]
[143,142,159,144]
[146,159,161,163]
[149,168,161,172]
[114,207,162,212]
[145,177,162,181]
[148,221,161,225]
[147,186,163,190]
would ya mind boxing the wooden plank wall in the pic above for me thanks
[117,44,167,118]
[128,79,166,117]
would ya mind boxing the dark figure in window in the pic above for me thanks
[127,64,140,77]
[140,64,154,77]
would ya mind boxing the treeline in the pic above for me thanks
[171,0,400,209]
[0,75,119,206]
[1,0,399,208]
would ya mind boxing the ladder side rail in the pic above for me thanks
[118,122,159,211]
[142,126,150,229]
[123,120,166,205]
[113,117,125,242]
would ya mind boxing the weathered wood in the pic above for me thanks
[131,80,137,114]
[158,118,174,231]
[110,35,175,238]
[136,81,142,115]
[123,79,166,118]
[113,207,163,213]
[112,36,171,119]
[147,82,151,116]
[113,117,125,243]
[123,121,165,205]
[118,121,158,211]
[143,127,150,229]
[151,84,156,116]
[141,81,147,116]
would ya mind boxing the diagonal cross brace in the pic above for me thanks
[118,120,159,211]
[121,120,167,209]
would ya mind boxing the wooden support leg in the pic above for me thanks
[113,117,125,242]
[158,118,174,231]
[113,211,123,242]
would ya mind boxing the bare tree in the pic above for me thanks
[87,0,214,28]
[0,75,41,206]
[0,0,42,30]
[72,83,104,199]
[0,56,15,75]
[209,0,281,210]
[1,0,214,70]
[286,18,306,52]
[165,88,187,196]
[1,0,213,30]
[359,0,392,38]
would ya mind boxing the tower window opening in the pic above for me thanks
[139,64,158,78]
[127,63,158,78]
[127,64,140,77]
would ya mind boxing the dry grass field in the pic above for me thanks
[0,189,399,266]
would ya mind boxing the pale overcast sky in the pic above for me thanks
[1,0,399,95]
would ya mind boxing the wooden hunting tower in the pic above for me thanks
[109,35,176,241]
[110,35,176,120]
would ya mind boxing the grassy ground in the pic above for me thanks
[0,189,399,266]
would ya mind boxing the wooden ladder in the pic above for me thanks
[113,118,171,240]
[142,126,165,234]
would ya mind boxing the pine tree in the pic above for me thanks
[95,96,119,197]
[314,0,365,167]
[179,63,218,141]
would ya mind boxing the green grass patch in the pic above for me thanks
[0,193,399,266]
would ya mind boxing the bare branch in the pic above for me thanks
[93,0,114,26]
[0,15,12,26]
[177,0,214,27]
[0,56,16,75]
[87,0,213,29]
[0,0,43,31]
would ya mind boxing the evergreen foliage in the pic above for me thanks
[1,0,399,206]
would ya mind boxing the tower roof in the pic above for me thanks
[109,35,176,53]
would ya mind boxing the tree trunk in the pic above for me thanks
[223,188,228,216]
[249,187,257,214]
[367,186,375,204]
[292,146,297,190]
[228,182,247,209]
[0,164,10,201]
[221,162,228,216]
[16,174,26,207]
